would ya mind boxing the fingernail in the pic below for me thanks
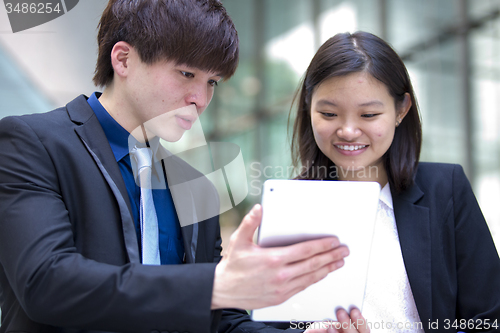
[336,260,344,269]
[337,308,348,320]
[331,239,339,248]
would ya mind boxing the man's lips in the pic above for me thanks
[175,115,197,130]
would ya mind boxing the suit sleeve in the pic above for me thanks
[0,116,218,333]
[213,221,302,332]
[453,165,500,331]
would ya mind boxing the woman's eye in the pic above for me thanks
[208,79,219,87]
[361,113,378,118]
[320,112,336,117]
[181,71,194,78]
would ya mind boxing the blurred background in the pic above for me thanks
[0,0,499,264]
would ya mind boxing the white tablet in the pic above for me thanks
[251,179,381,322]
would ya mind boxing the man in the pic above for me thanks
[0,1,348,332]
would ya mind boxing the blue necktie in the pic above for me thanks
[131,146,161,265]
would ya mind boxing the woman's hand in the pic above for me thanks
[328,308,370,333]
[303,323,336,333]
[303,308,369,333]
[304,327,336,333]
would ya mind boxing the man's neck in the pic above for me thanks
[98,84,153,143]
[99,84,136,134]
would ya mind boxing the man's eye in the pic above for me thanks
[208,80,219,87]
[181,71,194,78]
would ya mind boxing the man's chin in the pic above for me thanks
[154,128,186,143]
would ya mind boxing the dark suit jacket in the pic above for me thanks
[0,95,288,333]
[224,163,500,333]
[1,95,498,333]
[392,162,500,332]
[260,163,500,333]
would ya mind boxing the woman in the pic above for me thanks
[290,31,500,332]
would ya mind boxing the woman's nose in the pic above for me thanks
[336,121,361,141]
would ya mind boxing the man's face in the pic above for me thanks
[123,49,221,142]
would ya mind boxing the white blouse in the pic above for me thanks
[361,184,425,332]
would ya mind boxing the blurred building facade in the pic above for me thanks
[0,0,499,265]
[213,0,500,250]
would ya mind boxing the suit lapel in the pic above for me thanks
[66,96,201,264]
[66,96,140,264]
[392,183,432,325]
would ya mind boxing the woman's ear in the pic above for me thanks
[396,93,412,126]
[110,41,132,79]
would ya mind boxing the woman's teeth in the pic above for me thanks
[336,145,367,151]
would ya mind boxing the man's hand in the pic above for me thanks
[211,204,349,310]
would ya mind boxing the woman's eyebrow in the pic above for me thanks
[358,100,384,107]
[315,99,385,107]
[315,99,338,107]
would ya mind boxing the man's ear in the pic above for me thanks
[110,41,132,78]
[396,93,412,126]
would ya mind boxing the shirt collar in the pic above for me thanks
[88,92,130,162]
[126,129,161,159]
[379,182,393,210]
[127,133,162,183]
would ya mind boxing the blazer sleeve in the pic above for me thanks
[218,309,306,333]
[214,231,303,332]
[0,116,218,333]
[452,165,500,330]
[210,196,302,332]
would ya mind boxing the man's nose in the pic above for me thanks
[186,84,211,113]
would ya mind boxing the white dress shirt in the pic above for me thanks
[361,184,425,332]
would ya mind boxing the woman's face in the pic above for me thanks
[310,72,410,185]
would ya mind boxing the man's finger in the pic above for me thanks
[232,204,262,242]
[275,236,345,265]
[277,260,345,304]
[274,245,348,287]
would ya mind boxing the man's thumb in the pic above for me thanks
[236,204,262,241]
